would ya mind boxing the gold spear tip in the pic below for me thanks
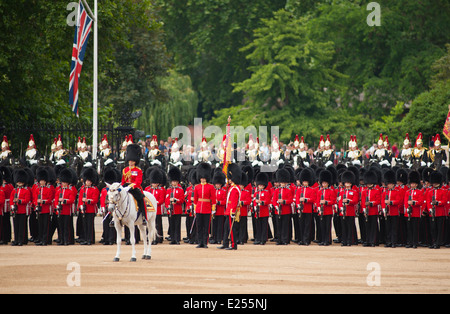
[228,116,231,123]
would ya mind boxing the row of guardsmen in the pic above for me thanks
[2,158,450,250]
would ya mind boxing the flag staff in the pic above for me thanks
[81,0,98,161]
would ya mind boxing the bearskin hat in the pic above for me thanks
[383,169,396,184]
[240,172,248,187]
[82,167,99,185]
[197,162,212,182]
[319,169,333,184]
[149,168,164,185]
[430,171,443,185]
[408,171,421,185]
[396,168,408,185]
[125,143,142,163]
[347,166,360,186]
[363,170,378,185]
[189,169,199,185]
[227,163,242,185]
[0,166,12,184]
[168,166,181,182]
[422,167,433,183]
[299,168,314,184]
[14,169,28,185]
[36,167,49,182]
[255,172,269,188]
[59,168,73,184]
[242,165,254,184]
[212,171,226,186]
[276,168,290,183]
[342,171,356,185]
[104,168,119,184]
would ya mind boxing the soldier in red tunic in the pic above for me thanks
[166,167,185,244]
[295,168,317,246]
[272,168,294,245]
[315,170,337,246]
[426,171,448,248]
[381,170,402,247]
[78,168,100,245]
[121,143,146,224]
[33,167,55,246]
[211,170,227,244]
[361,170,382,247]
[339,171,359,246]
[404,171,423,248]
[10,169,31,246]
[144,168,166,244]
[219,163,242,250]
[54,169,76,246]
[253,172,272,245]
[193,162,215,248]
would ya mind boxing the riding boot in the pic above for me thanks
[138,198,147,225]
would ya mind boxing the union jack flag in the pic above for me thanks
[69,1,93,117]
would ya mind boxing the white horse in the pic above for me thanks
[106,182,158,262]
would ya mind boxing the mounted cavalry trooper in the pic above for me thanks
[52,134,69,165]
[121,143,147,225]
[345,135,363,167]
[246,134,260,166]
[428,134,447,170]
[77,137,93,167]
[98,134,114,166]
[0,136,13,166]
[370,133,391,167]
[270,135,284,167]
[290,135,310,169]
[24,134,41,167]
[169,137,183,168]
[196,136,212,165]
[314,135,334,167]
[411,132,428,169]
[396,133,413,168]
[146,134,164,167]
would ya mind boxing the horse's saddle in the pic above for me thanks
[130,195,155,213]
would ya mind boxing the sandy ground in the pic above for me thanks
[1,216,450,295]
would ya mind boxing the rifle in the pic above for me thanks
[36,186,43,219]
[298,189,304,218]
[254,191,260,220]
[384,192,389,219]
[56,189,63,218]
[168,189,174,218]
[407,193,413,222]
[431,192,436,222]
[277,188,282,220]
[319,190,324,221]
[342,190,347,220]
[79,186,87,219]
[11,189,18,219]
[364,191,369,223]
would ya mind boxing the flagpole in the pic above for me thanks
[92,0,98,162]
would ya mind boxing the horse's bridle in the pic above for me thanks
[108,189,131,220]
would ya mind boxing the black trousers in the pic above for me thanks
[320,215,333,245]
[155,214,163,243]
[13,214,28,245]
[385,216,399,245]
[185,215,196,242]
[196,213,210,246]
[341,216,357,245]
[254,216,268,244]
[238,215,248,243]
[170,214,181,242]
[223,215,239,249]
[212,215,224,244]
[430,216,446,247]
[299,213,313,245]
[406,217,420,246]
[83,213,95,244]
[38,213,51,244]
[102,213,116,244]
[58,215,72,245]
[277,214,290,244]
[365,216,379,245]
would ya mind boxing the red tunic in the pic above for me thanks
[381,187,402,216]
[426,187,448,217]
[215,186,227,216]
[403,188,424,218]
[194,183,216,214]
[78,185,100,214]
[239,185,252,217]
[361,186,382,216]
[295,186,317,214]
[145,186,166,215]
[252,188,272,218]
[338,187,359,217]
[32,184,55,214]
[165,186,185,215]
[272,186,294,215]
[315,187,337,216]
[121,166,143,190]
[53,186,76,216]
[10,187,31,215]
[225,184,241,216]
